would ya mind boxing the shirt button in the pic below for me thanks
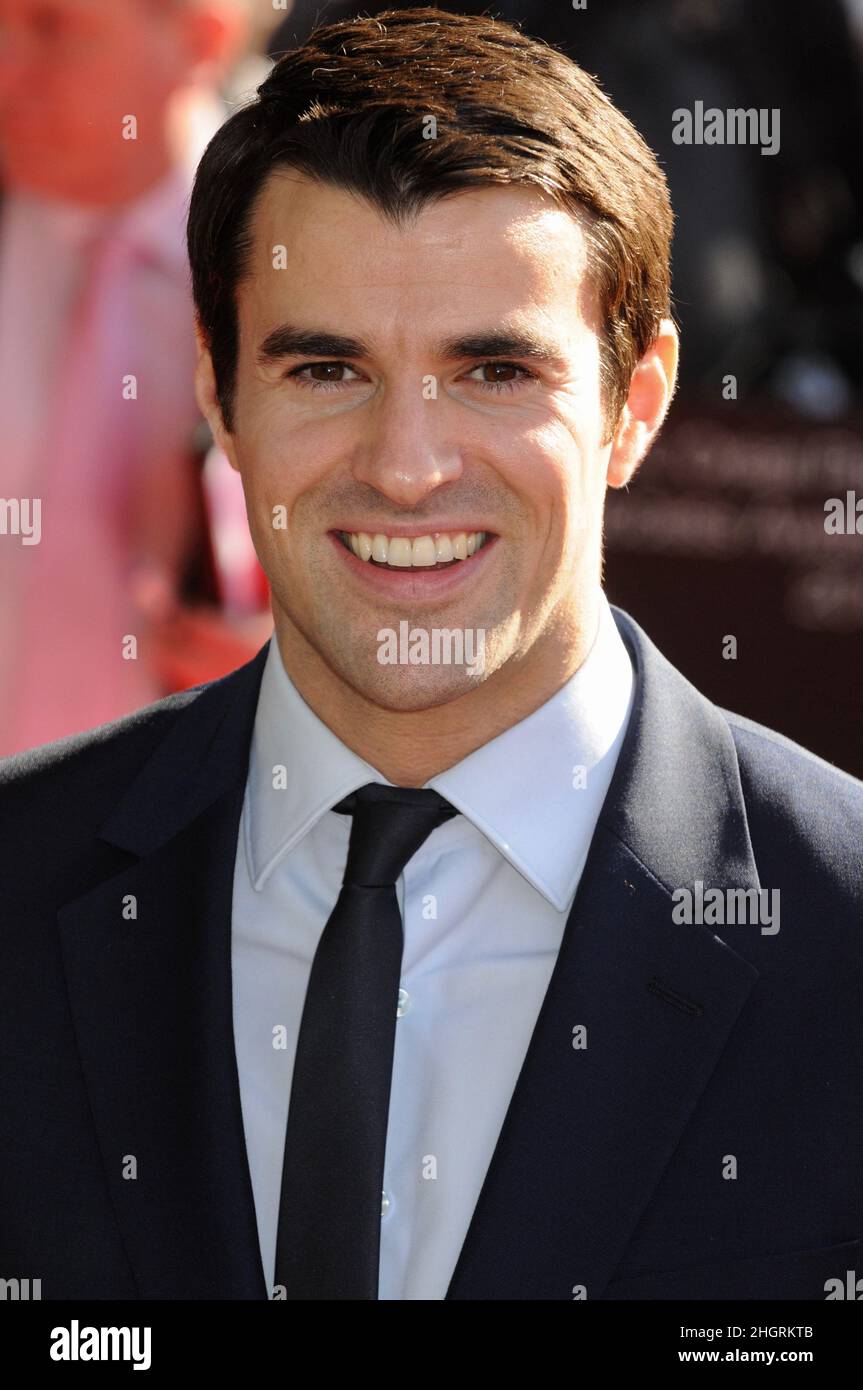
[381,1189,392,1217]
[396,988,411,1018]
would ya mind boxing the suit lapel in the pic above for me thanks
[57,643,272,1298]
[445,607,761,1299]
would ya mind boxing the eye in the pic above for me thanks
[465,361,538,394]
[283,358,538,394]
[285,361,364,391]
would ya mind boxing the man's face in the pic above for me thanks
[213,172,625,713]
[0,0,187,199]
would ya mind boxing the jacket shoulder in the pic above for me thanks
[720,706,863,892]
[721,706,863,800]
[0,681,210,813]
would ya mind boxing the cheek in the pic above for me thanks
[519,419,594,506]
[234,431,323,551]
[238,386,362,501]
[524,425,606,556]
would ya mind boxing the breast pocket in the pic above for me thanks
[603,1238,861,1299]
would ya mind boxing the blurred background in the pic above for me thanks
[1,0,861,772]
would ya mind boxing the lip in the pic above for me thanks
[329,524,496,539]
[327,529,499,601]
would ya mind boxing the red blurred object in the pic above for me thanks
[148,442,273,692]
[148,603,274,691]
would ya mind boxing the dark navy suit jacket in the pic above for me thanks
[1,606,861,1299]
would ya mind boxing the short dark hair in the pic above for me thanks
[187,5,674,437]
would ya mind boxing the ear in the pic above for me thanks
[194,320,240,471]
[607,319,679,489]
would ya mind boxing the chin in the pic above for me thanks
[349,664,486,714]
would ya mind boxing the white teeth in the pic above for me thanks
[340,529,489,567]
[411,535,438,566]
[386,537,413,567]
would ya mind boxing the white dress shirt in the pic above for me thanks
[231,586,635,1299]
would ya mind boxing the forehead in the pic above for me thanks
[238,170,598,340]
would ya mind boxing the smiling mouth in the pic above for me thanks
[333,529,493,570]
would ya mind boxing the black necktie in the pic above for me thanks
[273,782,458,1300]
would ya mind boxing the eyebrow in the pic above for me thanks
[256,323,569,368]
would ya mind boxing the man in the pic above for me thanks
[0,0,249,755]
[0,7,860,1301]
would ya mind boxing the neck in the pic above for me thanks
[273,592,601,787]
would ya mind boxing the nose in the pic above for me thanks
[350,376,463,508]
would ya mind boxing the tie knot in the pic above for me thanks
[332,782,457,888]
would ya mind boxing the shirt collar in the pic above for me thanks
[245,588,634,911]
